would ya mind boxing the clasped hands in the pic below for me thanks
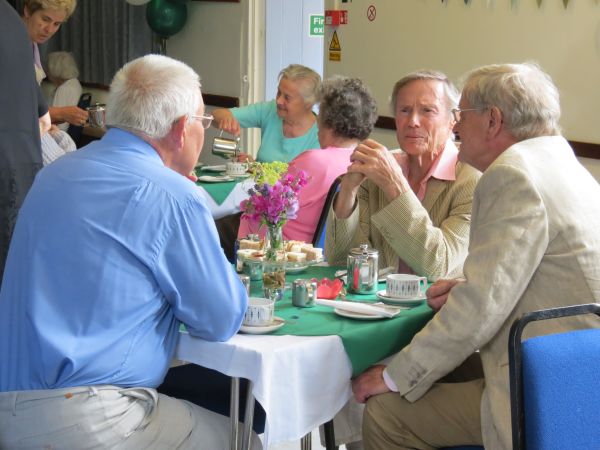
[343,139,410,201]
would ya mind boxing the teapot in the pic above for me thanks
[347,244,379,294]
[212,130,241,159]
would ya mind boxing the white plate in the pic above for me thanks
[220,172,251,179]
[203,165,227,172]
[334,307,387,320]
[197,175,234,183]
[239,316,285,334]
[286,264,309,274]
[376,290,426,307]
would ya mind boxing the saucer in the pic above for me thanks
[197,175,234,183]
[375,289,426,307]
[239,316,285,334]
[202,164,227,172]
[221,172,251,179]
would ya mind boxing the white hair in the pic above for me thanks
[106,54,201,140]
[278,64,321,107]
[460,62,561,140]
[391,70,460,114]
[47,51,79,80]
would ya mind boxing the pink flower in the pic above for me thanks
[240,166,308,228]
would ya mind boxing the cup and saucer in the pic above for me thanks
[239,297,285,334]
[224,161,250,178]
[376,274,428,307]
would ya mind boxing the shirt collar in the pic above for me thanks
[101,127,165,165]
[397,140,459,201]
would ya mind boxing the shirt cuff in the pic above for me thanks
[382,368,399,392]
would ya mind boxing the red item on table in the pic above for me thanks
[312,277,343,299]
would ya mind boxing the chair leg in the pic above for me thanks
[324,419,338,450]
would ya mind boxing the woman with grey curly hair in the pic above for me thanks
[238,75,378,243]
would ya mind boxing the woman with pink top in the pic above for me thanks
[238,76,378,243]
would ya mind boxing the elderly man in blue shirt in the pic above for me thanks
[0,55,257,449]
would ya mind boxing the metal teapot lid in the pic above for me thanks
[349,244,378,257]
[87,102,106,111]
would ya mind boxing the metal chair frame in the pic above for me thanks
[311,176,341,247]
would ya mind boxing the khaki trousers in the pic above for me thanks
[0,385,262,450]
[363,379,484,450]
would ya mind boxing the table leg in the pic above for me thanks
[300,431,312,450]
[230,377,240,450]
[324,419,338,450]
[241,379,256,450]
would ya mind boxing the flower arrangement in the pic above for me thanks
[240,162,308,229]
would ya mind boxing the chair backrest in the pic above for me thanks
[508,303,600,450]
[311,176,341,247]
[67,92,92,146]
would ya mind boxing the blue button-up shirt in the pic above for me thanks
[0,128,248,391]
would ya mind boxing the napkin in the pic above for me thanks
[316,299,401,318]
[312,278,343,299]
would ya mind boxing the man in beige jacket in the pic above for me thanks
[354,63,600,449]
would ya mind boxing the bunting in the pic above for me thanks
[433,0,582,6]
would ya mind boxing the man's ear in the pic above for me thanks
[487,106,504,139]
[170,116,187,150]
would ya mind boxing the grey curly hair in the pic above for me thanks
[318,76,378,141]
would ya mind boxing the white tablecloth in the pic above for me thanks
[196,180,253,219]
[175,332,353,447]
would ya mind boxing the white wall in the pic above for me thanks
[166,1,249,164]
[322,0,600,179]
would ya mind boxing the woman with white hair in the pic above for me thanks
[213,63,321,162]
[46,51,83,132]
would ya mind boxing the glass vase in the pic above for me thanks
[262,223,286,301]
[265,223,284,261]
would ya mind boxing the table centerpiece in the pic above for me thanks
[240,162,308,300]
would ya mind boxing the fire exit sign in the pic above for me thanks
[309,15,324,37]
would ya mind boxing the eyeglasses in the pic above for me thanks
[191,114,214,129]
[451,108,482,123]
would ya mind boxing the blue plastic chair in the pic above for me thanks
[508,303,600,450]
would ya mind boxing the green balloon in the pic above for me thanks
[146,0,187,38]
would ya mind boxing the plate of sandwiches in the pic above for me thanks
[236,239,324,273]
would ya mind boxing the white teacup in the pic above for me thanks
[386,274,428,299]
[243,297,275,327]
[225,161,248,177]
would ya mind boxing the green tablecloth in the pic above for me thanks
[196,169,241,205]
[249,265,434,376]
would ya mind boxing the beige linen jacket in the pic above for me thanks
[386,136,600,449]
[325,142,481,280]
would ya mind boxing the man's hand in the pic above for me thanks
[352,364,390,403]
[348,139,410,201]
[426,278,463,312]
